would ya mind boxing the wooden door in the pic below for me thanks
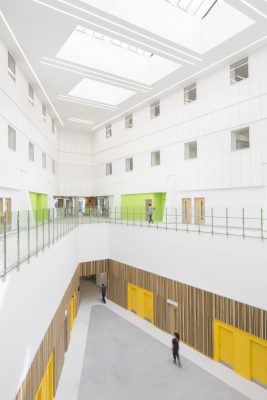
[145,199,152,221]
[251,341,267,387]
[5,198,11,225]
[167,304,177,334]
[58,198,64,208]
[0,198,3,228]
[195,198,205,225]
[182,198,191,224]
[143,290,154,323]
[219,326,234,369]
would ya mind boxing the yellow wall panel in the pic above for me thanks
[219,326,234,368]
[251,341,267,386]
[128,283,154,323]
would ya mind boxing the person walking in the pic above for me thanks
[147,204,154,223]
[100,283,107,304]
[172,332,181,366]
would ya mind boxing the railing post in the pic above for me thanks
[242,208,245,239]
[261,208,264,241]
[115,207,117,224]
[53,208,55,245]
[27,210,30,263]
[175,207,177,232]
[133,208,135,227]
[17,211,20,269]
[156,208,159,230]
[36,209,38,257]
[127,208,128,226]
[42,209,45,251]
[3,211,7,277]
[57,208,59,241]
[48,209,51,247]
[140,208,142,228]
[165,208,167,230]
[121,207,122,225]
[226,208,228,237]
[211,208,214,236]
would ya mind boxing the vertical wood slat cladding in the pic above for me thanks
[107,260,267,358]
[79,259,109,276]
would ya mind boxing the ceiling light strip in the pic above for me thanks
[40,60,149,93]
[91,35,267,131]
[239,0,267,19]
[0,9,63,125]
[32,0,199,65]
[67,118,95,125]
[58,96,119,111]
[41,57,151,91]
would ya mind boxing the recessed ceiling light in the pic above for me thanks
[67,117,95,125]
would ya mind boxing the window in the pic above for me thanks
[150,101,160,118]
[151,150,160,166]
[106,162,112,176]
[8,52,16,81]
[231,127,249,150]
[126,157,133,172]
[230,57,248,84]
[29,142,34,161]
[42,104,47,121]
[52,160,56,174]
[8,126,16,151]
[125,114,133,129]
[185,141,197,159]
[52,119,56,134]
[42,152,46,169]
[106,124,112,138]
[184,83,196,104]
[28,84,34,105]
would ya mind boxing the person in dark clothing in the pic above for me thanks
[100,283,107,304]
[172,332,181,366]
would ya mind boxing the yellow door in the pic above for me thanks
[143,290,154,323]
[128,284,138,314]
[69,296,74,331]
[251,341,267,386]
[195,198,205,225]
[182,198,191,224]
[219,326,234,368]
[35,352,53,400]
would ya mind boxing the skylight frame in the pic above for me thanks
[164,0,222,20]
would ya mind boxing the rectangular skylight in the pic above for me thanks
[164,0,222,20]
[68,78,136,106]
[80,0,254,54]
[56,25,180,85]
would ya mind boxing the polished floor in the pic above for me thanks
[55,281,265,400]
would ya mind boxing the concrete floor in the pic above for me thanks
[77,306,248,400]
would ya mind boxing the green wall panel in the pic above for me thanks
[120,193,166,221]
[29,192,48,221]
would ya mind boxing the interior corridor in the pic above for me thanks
[55,280,250,400]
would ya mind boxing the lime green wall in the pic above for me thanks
[29,192,48,221]
[120,193,166,221]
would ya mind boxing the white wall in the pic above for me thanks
[92,46,267,212]
[108,224,267,311]
[57,129,93,197]
[0,38,58,210]
[0,224,110,400]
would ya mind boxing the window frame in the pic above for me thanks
[8,52,16,81]
[28,84,34,105]
[42,152,47,169]
[231,127,250,151]
[106,162,112,176]
[125,157,133,172]
[151,150,160,167]
[125,114,133,129]
[42,104,47,122]
[230,57,248,84]
[29,141,35,162]
[106,124,112,138]
[184,140,198,160]
[184,83,197,104]
[8,125,16,151]
[52,159,56,175]
[150,101,160,119]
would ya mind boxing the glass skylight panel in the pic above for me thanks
[164,0,222,20]
[56,25,180,85]
[68,78,136,106]
[80,0,254,54]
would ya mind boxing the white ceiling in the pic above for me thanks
[0,0,267,132]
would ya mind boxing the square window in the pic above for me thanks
[42,104,47,121]
[185,141,197,159]
[52,160,56,174]
[8,125,16,151]
[106,162,112,175]
[230,57,248,84]
[125,114,133,129]
[184,83,196,104]
[126,157,133,172]
[151,150,160,166]
[28,84,34,104]
[150,101,160,118]
[42,152,46,169]
[8,52,16,81]
[29,142,34,161]
[231,127,249,150]
[106,124,112,138]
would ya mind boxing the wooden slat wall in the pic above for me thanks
[79,259,109,276]
[108,260,267,358]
